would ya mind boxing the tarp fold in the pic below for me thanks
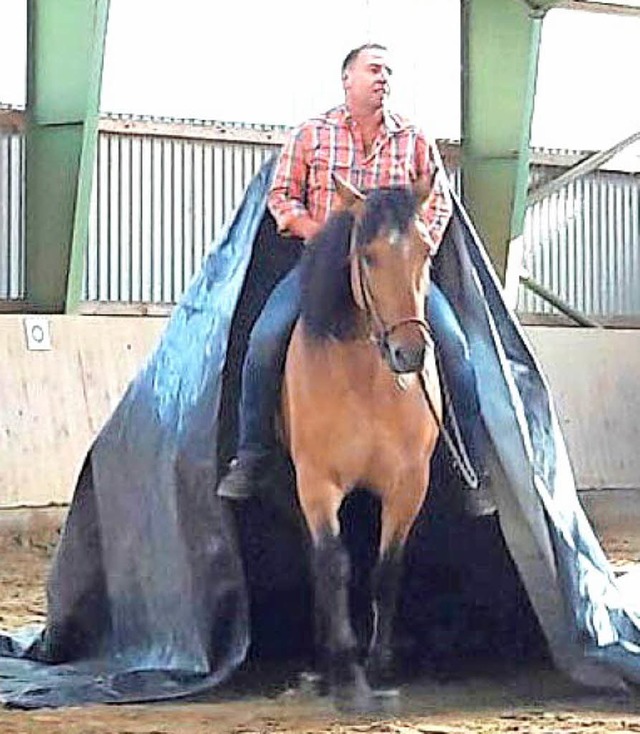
[1,158,639,708]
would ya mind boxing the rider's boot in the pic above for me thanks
[216,453,268,500]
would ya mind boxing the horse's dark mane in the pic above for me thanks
[299,210,357,340]
[299,187,419,340]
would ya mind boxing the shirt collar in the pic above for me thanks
[339,104,405,134]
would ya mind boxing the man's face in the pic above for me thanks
[343,48,392,111]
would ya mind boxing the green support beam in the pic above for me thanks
[25,0,109,313]
[461,0,549,281]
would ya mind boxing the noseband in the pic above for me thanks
[349,222,433,372]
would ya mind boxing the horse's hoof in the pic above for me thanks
[365,654,397,691]
[332,664,375,713]
[372,686,401,714]
[333,689,375,715]
[334,686,400,715]
[298,671,324,697]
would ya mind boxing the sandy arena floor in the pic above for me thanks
[0,523,639,734]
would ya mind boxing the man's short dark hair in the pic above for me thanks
[341,43,388,78]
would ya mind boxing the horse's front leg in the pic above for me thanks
[367,466,430,689]
[296,465,372,709]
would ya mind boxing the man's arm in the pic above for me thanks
[268,125,321,242]
[415,134,453,255]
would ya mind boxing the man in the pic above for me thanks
[217,44,485,504]
[267,44,452,248]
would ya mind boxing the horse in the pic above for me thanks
[281,177,442,710]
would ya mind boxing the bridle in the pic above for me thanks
[348,219,433,371]
[348,219,479,490]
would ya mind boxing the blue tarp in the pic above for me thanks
[1,158,639,708]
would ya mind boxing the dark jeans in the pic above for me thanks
[237,266,302,458]
[235,266,484,468]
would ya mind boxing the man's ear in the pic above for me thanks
[333,174,365,214]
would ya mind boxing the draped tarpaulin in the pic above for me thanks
[1,158,639,709]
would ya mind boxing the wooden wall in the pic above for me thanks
[0,315,165,507]
[0,316,638,552]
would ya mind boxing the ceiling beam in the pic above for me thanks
[555,1,640,16]
[527,130,640,206]
[523,0,640,16]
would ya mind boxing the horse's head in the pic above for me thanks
[334,175,433,374]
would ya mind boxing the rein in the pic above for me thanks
[349,222,479,491]
[418,369,479,490]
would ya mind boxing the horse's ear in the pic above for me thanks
[333,174,365,214]
[413,173,435,208]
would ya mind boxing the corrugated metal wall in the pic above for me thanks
[1,110,639,318]
[87,117,285,302]
[519,163,640,315]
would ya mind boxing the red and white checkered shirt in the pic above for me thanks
[268,105,453,253]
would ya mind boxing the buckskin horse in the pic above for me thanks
[281,177,442,709]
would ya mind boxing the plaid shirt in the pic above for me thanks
[268,105,452,253]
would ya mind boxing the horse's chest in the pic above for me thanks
[285,333,435,462]
[325,373,430,450]
[323,391,431,488]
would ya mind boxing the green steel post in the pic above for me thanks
[25,0,109,313]
[461,0,548,281]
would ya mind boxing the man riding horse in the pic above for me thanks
[217,43,487,503]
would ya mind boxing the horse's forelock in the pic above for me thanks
[311,208,355,252]
[299,188,420,341]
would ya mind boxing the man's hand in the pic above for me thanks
[289,215,322,243]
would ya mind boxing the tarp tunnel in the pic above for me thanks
[1,158,639,709]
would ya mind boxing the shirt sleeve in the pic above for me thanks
[415,133,453,256]
[267,124,312,234]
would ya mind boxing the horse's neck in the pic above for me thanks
[330,328,387,378]
[348,310,373,342]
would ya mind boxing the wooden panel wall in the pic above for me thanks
[0,318,638,555]
[0,315,165,506]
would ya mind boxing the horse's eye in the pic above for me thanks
[362,253,376,268]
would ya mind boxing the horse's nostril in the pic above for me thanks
[408,346,426,371]
[390,343,425,373]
